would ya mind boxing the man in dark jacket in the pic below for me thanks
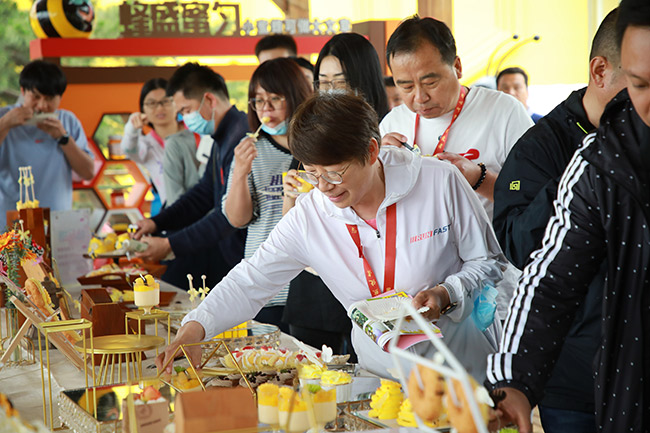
[134,63,247,288]
[492,9,625,432]
[487,1,650,431]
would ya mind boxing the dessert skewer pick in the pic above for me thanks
[246,116,271,140]
[18,167,24,209]
[29,167,37,207]
[198,274,210,300]
[187,274,199,308]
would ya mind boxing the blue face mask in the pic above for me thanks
[261,120,288,135]
[471,282,498,331]
[176,112,184,123]
[182,97,215,135]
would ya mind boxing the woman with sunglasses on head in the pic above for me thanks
[222,58,311,333]
[120,78,199,211]
[159,93,506,383]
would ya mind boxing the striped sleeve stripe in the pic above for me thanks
[491,133,596,382]
[506,142,591,352]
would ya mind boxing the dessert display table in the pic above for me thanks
[0,280,328,431]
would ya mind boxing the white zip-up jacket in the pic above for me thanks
[183,147,507,380]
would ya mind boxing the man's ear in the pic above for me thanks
[589,56,608,88]
[454,56,463,80]
[204,92,218,109]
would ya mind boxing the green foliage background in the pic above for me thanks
[0,0,32,105]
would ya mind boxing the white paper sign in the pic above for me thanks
[51,209,93,286]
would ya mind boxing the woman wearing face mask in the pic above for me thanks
[223,58,311,332]
[120,78,199,211]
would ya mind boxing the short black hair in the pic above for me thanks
[314,33,389,120]
[248,58,312,132]
[289,93,380,166]
[386,15,456,68]
[255,34,297,58]
[496,67,529,87]
[139,78,168,112]
[166,62,229,101]
[616,0,650,47]
[290,56,314,73]
[384,76,395,87]
[19,60,67,96]
[590,8,620,66]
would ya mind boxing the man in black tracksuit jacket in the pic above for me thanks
[486,2,650,427]
[492,10,624,432]
[488,86,650,432]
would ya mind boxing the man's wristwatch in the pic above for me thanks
[57,134,70,145]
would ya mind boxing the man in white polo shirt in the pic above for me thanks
[380,16,533,318]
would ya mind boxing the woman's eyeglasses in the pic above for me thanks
[143,98,173,109]
[313,79,348,91]
[298,163,352,185]
[249,96,286,112]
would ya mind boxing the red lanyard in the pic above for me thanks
[346,204,397,297]
[149,129,165,148]
[414,86,468,155]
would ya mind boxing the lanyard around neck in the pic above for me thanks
[414,86,468,156]
[345,203,397,297]
[149,128,165,148]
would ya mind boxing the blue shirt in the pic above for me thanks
[0,105,90,221]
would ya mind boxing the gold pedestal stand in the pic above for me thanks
[37,318,94,430]
[74,334,165,386]
[124,308,171,356]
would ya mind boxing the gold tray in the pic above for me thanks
[74,335,165,354]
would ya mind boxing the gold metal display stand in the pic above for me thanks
[156,340,254,395]
[37,318,94,430]
[124,308,171,356]
[74,334,165,386]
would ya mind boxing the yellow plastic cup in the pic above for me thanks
[282,171,314,193]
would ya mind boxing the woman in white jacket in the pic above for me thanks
[157,93,506,382]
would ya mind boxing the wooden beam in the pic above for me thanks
[418,0,453,31]
[270,0,309,18]
[352,21,387,75]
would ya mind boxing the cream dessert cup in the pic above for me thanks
[278,387,310,432]
[312,388,337,425]
[320,371,352,403]
[133,274,160,314]
[257,383,279,427]
[282,171,315,194]
[298,364,324,388]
